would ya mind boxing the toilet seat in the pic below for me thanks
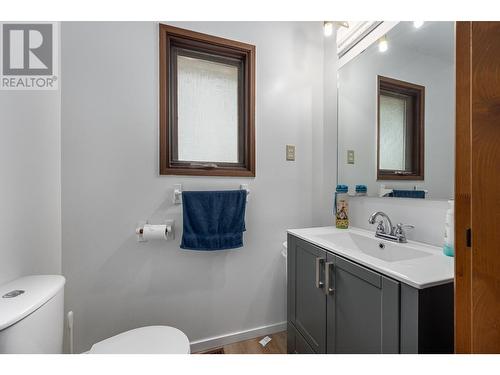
[88,326,190,354]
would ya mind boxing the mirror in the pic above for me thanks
[337,22,455,199]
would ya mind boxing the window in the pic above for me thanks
[377,76,425,180]
[159,24,256,176]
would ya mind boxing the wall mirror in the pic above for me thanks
[337,21,455,199]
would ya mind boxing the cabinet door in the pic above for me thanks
[326,254,400,353]
[287,323,315,354]
[287,235,327,353]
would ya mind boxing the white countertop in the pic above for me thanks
[287,226,454,289]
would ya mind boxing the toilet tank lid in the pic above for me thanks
[0,275,65,331]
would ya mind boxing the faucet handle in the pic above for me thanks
[395,223,414,242]
[376,220,386,234]
[397,223,415,230]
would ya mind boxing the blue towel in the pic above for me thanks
[180,190,247,251]
[389,190,426,199]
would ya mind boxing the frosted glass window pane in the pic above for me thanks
[379,95,406,170]
[177,55,239,163]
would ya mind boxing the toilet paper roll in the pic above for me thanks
[142,224,168,240]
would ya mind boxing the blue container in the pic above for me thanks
[355,185,367,195]
[443,244,454,257]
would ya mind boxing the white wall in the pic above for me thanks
[61,21,326,353]
[0,71,61,285]
[338,22,455,199]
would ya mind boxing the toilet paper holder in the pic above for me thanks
[136,220,175,242]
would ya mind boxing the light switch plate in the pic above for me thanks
[347,150,355,164]
[286,145,296,161]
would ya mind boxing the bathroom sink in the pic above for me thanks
[287,226,454,289]
[315,232,431,262]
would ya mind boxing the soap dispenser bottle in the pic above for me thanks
[443,200,454,257]
[335,185,349,229]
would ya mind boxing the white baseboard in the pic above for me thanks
[189,321,287,353]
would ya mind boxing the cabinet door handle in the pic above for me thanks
[315,257,324,288]
[324,262,335,295]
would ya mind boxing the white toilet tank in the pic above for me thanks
[0,275,65,353]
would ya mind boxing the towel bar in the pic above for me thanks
[172,184,250,205]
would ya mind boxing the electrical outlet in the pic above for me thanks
[347,150,355,164]
[286,145,296,161]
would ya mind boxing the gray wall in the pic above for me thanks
[61,21,329,352]
[0,69,61,285]
[338,22,455,199]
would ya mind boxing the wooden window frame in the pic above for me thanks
[377,75,425,181]
[159,24,256,177]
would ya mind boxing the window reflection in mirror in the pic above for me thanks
[379,94,408,170]
[377,76,424,180]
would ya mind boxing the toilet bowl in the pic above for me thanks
[0,275,190,354]
[88,325,190,354]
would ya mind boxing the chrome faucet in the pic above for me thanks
[368,211,414,243]
[368,211,393,235]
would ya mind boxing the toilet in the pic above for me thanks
[0,275,190,354]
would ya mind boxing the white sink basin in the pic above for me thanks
[315,232,432,262]
[287,226,454,289]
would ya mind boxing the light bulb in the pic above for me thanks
[324,21,333,37]
[413,21,424,29]
[378,36,388,52]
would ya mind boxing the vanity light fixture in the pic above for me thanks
[413,21,424,28]
[324,21,334,37]
[378,35,388,52]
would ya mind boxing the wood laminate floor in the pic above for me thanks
[197,331,287,354]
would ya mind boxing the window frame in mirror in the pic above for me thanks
[377,75,425,181]
[159,24,256,177]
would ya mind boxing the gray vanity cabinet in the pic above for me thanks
[287,234,400,354]
[287,233,454,354]
[326,253,399,353]
[287,235,327,353]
